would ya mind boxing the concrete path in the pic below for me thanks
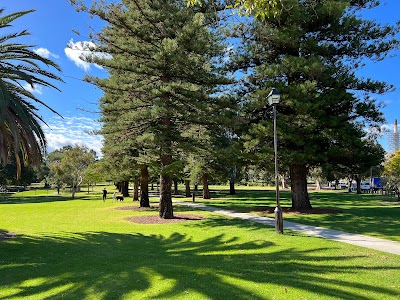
[175,201,400,255]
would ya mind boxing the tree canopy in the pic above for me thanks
[63,0,399,214]
[72,0,233,217]
[47,145,96,198]
[237,0,398,208]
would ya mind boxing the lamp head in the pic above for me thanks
[268,88,280,105]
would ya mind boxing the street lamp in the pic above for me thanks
[268,88,283,234]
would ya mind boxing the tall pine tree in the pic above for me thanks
[238,0,399,209]
[73,0,231,218]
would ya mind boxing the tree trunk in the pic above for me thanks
[355,175,362,194]
[71,185,76,199]
[159,154,173,219]
[202,173,210,199]
[290,164,312,210]
[185,180,191,197]
[158,111,173,218]
[315,179,322,190]
[229,166,237,195]
[192,183,196,202]
[348,179,353,192]
[140,165,150,207]
[133,180,139,201]
[281,175,288,190]
[122,181,129,197]
[173,179,179,195]
[229,178,236,195]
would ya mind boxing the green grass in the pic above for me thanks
[0,186,399,299]
[191,186,400,242]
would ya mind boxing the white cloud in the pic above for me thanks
[34,47,59,59]
[381,124,393,133]
[64,39,110,71]
[43,115,103,157]
[23,83,43,95]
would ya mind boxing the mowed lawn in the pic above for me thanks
[0,187,399,299]
[195,186,400,242]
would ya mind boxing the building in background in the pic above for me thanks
[388,119,399,153]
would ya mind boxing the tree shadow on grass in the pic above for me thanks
[284,207,400,240]
[210,189,293,202]
[209,189,396,209]
[196,190,400,240]
[1,231,399,299]
[0,194,96,205]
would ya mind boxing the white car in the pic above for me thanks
[360,182,371,191]
[338,181,348,189]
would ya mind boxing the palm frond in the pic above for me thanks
[0,8,62,179]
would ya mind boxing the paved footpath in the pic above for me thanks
[175,201,400,255]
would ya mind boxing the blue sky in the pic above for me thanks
[3,0,400,156]
[5,0,106,156]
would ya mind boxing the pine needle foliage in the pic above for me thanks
[238,0,399,209]
[72,0,233,218]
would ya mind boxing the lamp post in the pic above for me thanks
[268,88,283,234]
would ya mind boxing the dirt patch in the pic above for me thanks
[252,206,343,215]
[126,214,205,224]
[0,231,17,241]
[116,206,158,211]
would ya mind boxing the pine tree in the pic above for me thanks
[239,0,399,209]
[72,0,231,218]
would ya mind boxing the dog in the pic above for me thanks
[116,195,124,202]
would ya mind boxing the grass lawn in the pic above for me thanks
[193,186,400,242]
[0,185,399,299]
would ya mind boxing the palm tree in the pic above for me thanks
[0,9,63,178]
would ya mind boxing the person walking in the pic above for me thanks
[102,188,107,202]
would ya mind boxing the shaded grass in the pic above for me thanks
[0,188,399,299]
[191,186,400,242]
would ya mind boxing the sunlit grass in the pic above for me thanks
[190,185,400,242]
[0,186,399,299]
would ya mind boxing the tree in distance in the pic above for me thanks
[47,146,96,198]
[383,150,400,201]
